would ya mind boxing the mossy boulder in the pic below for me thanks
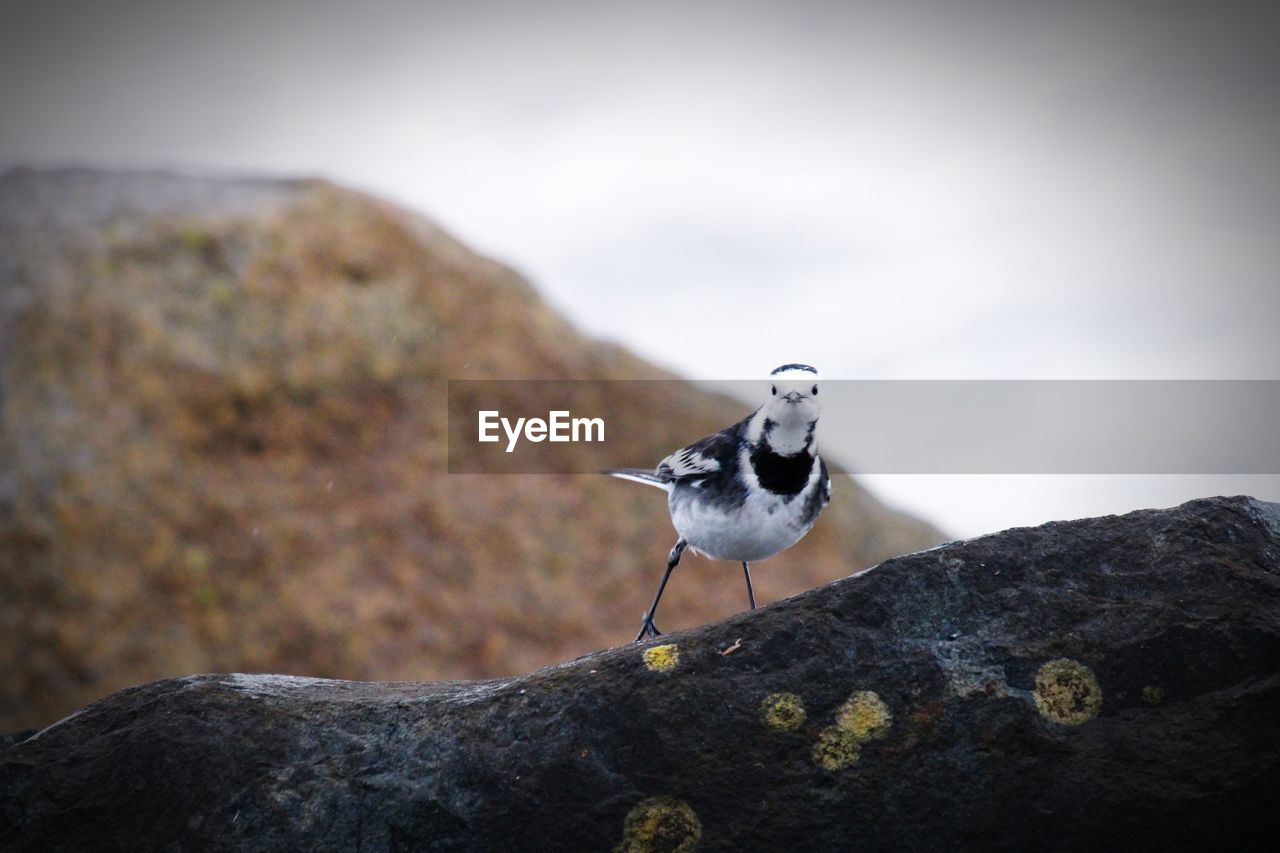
[0,167,943,732]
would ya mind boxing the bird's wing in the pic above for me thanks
[656,419,744,481]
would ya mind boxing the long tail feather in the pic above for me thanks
[603,468,673,491]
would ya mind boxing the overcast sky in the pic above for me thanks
[3,0,1277,535]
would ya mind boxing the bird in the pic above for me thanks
[605,364,831,642]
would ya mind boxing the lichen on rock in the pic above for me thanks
[616,796,701,853]
[760,692,807,732]
[812,725,862,770]
[642,644,680,673]
[836,690,892,740]
[1033,658,1102,725]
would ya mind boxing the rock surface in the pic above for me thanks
[3,496,1279,852]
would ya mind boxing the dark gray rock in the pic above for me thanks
[3,496,1279,852]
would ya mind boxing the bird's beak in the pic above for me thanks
[783,391,804,403]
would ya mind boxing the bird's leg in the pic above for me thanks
[742,561,757,610]
[636,538,687,642]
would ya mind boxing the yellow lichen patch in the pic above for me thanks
[835,690,892,741]
[1142,685,1165,706]
[615,796,702,853]
[760,692,807,732]
[642,644,680,673]
[811,726,861,770]
[1033,658,1102,725]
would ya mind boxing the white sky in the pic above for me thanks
[3,0,1277,535]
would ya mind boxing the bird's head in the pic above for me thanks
[762,363,821,429]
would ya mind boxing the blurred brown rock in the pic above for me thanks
[0,168,944,731]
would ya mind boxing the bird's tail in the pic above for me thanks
[603,468,673,491]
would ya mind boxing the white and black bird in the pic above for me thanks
[605,364,831,642]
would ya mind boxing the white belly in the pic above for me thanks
[669,485,817,562]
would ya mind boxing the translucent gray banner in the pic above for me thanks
[446,380,1280,474]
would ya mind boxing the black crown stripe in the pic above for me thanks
[770,363,818,375]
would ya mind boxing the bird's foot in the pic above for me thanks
[634,615,663,643]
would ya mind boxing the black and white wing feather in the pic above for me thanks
[604,417,748,491]
[656,426,737,480]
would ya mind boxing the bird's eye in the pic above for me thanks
[812,385,819,396]
[771,385,778,396]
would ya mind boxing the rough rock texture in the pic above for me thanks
[3,496,1279,852]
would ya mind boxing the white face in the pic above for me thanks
[762,367,821,427]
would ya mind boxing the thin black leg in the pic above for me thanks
[636,538,687,642]
[742,561,757,610]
